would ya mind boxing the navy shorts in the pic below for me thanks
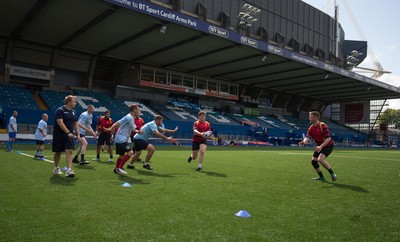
[36,140,45,145]
[52,132,74,152]
[313,146,334,158]
[115,142,132,156]
[9,132,16,139]
[133,139,149,151]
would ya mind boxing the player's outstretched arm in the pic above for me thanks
[104,121,120,132]
[299,137,310,147]
[153,130,178,144]
[160,126,179,133]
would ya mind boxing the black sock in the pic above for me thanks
[81,154,85,161]
[96,154,100,159]
[74,155,78,160]
[327,168,334,174]
[110,155,113,159]
[318,172,324,177]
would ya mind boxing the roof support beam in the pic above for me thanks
[249,72,327,86]
[10,0,49,38]
[233,66,313,82]
[99,24,161,55]
[163,44,240,67]
[58,6,120,48]
[212,60,290,79]
[189,54,260,73]
[285,82,359,93]
[131,34,208,62]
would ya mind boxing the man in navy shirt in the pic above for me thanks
[52,95,80,177]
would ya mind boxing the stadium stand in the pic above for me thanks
[0,85,39,110]
[0,84,368,145]
[40,89,72,110]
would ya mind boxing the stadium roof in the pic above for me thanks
[1,0,400,103]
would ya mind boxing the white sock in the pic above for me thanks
[144,162,149,165]
[198,163,203,168]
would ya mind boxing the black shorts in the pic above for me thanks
[80,134,85,138]
[115,142,132,156]
[98,133,112,146]
[52,132,74,152]
[313,146,334,158]
[36,140,45,145]
[192,140,207,151]
[133,139,149,151]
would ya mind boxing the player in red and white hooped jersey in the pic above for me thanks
[299,111,337,181]
[187,111,214,172]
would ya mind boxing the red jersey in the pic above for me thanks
[307,122,333,146]
[192,120,211,142]
[130,117,145,137]
[98,116,113,134]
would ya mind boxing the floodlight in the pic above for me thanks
[160,25,167,34]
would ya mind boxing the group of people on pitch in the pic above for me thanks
[51,95,215,177]
[6,95,337,181]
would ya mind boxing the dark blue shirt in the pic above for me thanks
[53,106,77,134]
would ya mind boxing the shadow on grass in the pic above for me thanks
[322,181,369,193]
[49,175,78,186]
[136,169,179,178]
[74,164,96,170]
[194,169,227,178]
[95,160,115,166]
[116,175,151,185]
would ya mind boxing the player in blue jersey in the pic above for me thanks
[105,104,143,175]
[128,115,178,170]
[5,111,18,151]
[73,105,96,165]
[34,113,48,160]
[52,95,80,177]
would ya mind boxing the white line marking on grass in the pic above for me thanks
[275,152,397,161]
[17,151,54,163]
[333,155,398,161]
[277,152,309,155]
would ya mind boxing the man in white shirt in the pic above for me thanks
[73,105,96,165]
[34,114,48,160]
[5,111,18,152]
[105,104,142,175]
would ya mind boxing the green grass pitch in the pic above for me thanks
[1,144,399,241]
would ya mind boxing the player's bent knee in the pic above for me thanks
[311,160,320,169]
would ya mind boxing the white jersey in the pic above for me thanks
[78,111,93,135]
[114,113,136,144]
[8,116,17,133]
[35,119,47,141]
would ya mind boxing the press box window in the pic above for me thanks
[170,74,182,86]
[155,71,167,84]
[183,76,194,88]
[141,69,154,82]
[197,79,207,90]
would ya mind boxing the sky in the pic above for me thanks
[302,0,400,110]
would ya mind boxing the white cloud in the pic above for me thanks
[384,44,397,51]
[380,74,400,110]
[380,74,400,87]
[385,99,400,110]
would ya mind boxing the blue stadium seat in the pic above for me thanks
[0,85,39,110]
